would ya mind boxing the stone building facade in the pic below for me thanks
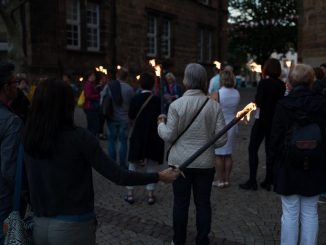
[0,0,228,79]
[298,0,326,66]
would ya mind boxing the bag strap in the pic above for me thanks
[129,94,154,138]
[134,94,154,122]
[167,97,209,155]
[13,144,24,211]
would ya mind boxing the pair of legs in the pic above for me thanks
[280,195,319,245]
[240,119,273,190]
[107,122,128,169]
[84,109,99,136]
[33,217,97,245]
[214,154,232,188]
[172,168,215,245]
[126,159,157,204]
[97,112,107,139]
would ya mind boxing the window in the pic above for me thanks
[197,27,213,63]
[161,19,171,58]
[147,14,172,58]
[147,15,157,56]
[66,0,81,49]
[86,3,100,51]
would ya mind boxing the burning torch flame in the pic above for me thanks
[79,77,84,82]
[154,65,161,77]
[117,65,122,70]
[149,59,161,77]
[247,60,262,73]
[285,60,292,68]
[213,60,221,69]
[236,102,257,122]
[136,75,141,80]
[149,59,156,67]
[95,66,108,75]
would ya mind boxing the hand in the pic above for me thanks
[158,167,180,183]
[157,114,167,124]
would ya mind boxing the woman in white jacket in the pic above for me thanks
[158,63,227,245]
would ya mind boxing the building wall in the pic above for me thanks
[114,0,226,78]
[1,0,228,78]
[298,0,326,66]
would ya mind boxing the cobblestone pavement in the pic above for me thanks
[75,87,326,245]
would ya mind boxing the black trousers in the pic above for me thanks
[172,168,215,245]
[248,119,273,184]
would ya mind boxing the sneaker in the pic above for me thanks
[212,180,224,188]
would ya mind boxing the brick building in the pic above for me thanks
[298,0,326,66]
[0,0,228,79]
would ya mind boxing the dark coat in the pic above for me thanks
[255,77,286,129]
[271,86,326,196]
[128,92,164,164]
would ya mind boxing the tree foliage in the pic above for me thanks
[228,0,297,67]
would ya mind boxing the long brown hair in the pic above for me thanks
[24,79,75,158]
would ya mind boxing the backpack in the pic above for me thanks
[101,85,114,120]
[284,112,324,171]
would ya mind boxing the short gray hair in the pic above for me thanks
[183,63,207,91]
[165,72,176,82]
[288,64,314,87]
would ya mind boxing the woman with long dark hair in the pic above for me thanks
[23,79,179,245]
[239,58,286,191]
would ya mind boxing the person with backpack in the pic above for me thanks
[271,64,326,245]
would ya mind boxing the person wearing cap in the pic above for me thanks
[0,62,23,245]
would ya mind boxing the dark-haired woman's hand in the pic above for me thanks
[158,167,180,183]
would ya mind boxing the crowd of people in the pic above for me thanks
[0,58,326,245]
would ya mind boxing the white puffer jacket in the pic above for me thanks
[158,89,227,169]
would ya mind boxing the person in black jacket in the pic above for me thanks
[126,73,164,205]
[239,58,286,191]
[271,64,326,245]
[23,79,179,245]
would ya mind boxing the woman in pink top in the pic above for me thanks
[83,70,100,135]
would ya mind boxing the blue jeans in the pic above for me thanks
[107,122,128,169]
[281,195,319,245]
[172,168,215,245]
[84,109,99,136]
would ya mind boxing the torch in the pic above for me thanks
[149,59,164,113]
[171,103,256,171]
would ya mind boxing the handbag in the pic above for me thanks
[166,97,209,161]
[77,90,85,107]
[3,144,33,245]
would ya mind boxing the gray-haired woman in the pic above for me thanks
[271,64,326,244]
[158,63,227,245]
